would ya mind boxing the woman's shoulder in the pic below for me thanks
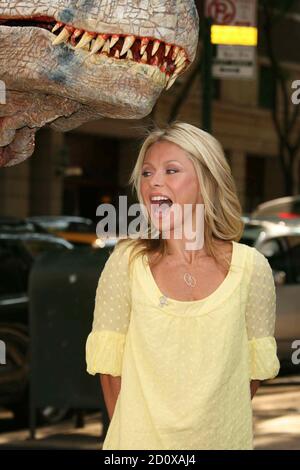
[113,237,134,255]
[234,241,271,278]
[106,238,138,276]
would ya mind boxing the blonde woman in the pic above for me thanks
[85,121,280,450]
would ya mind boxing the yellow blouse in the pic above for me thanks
[85,239,280,450]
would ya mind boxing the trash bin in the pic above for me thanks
[28,246,112,439]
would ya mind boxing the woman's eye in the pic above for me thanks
[142,169,178,177]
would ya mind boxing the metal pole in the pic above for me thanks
[202,16,213,133]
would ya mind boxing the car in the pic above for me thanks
[27,216,98,247]
[0,228,73,423]
[251,195,300,219]
[0,216,49,235]
[240,217,300,370]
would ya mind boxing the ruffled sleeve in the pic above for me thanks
[85,239,133,377]
[245,248,280,380]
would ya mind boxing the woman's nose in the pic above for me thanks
[150,170,164,187]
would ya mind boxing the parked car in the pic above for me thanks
[0,227,73,423]
[240,217,300,370]
[251,195,300,219]
[0,216,49,235]
[27,216,98,247]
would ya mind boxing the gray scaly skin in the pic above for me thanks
[0,1,199,167]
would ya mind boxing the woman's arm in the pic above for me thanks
[250,379,261,400]
[100,374,121,420]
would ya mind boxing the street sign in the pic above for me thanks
[205,0,258,79]
[206,0,256,26]
[211,25,257,46]
[213,44,256,78]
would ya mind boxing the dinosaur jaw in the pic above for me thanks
[0,22,170,167]
[0,89,92,167]
[0,1,199,167]
[0,16,190,90]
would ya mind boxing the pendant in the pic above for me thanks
[183,272,196,288]
[159,295,168,307]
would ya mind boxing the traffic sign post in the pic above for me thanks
[202,16,213,133]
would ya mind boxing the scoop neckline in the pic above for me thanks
[144,240,237,306]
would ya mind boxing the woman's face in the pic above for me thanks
[140,140,203,236]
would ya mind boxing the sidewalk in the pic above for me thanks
[0,412,103,450]
[0,377,299,450]
[252,375,300,450]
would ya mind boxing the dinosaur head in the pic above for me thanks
[0,0,199,167]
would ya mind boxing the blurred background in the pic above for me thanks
[0,0,299,450]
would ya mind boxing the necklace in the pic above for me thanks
[183,272,197,287]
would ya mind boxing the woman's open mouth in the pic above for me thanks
[150,196,173,218]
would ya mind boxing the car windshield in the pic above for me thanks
[240,224,264,247]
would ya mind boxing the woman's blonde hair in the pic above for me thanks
[116,120,244,272]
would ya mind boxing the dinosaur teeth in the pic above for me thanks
[175,56,186,70]
[175,50,186,67]
[120,35,135,56]
[72,28,83,39]
[70,28,83,46]
[110,34,119,48]
[165,75,177,90]
[51,21,64,33]
[50,23,189,84]
[175,50,186,66]
[90,34,106,55]
[151,39,160,56]
[165,44,171,57]
[52,26,72,45]
[126,49,133,60]
[140,51,148,63]
[171,45,180,61]
[102,39,111,54]
[75,31,96,50]
[89,34,106,55]
[175,62,186,75]
[140,38,149,55]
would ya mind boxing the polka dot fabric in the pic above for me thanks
[245,249,280,381]
[85,240,280,449]
[85,241,132,376]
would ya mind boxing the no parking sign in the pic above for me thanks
[205,0,258,79]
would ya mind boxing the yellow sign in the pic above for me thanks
[211,25,258,46]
